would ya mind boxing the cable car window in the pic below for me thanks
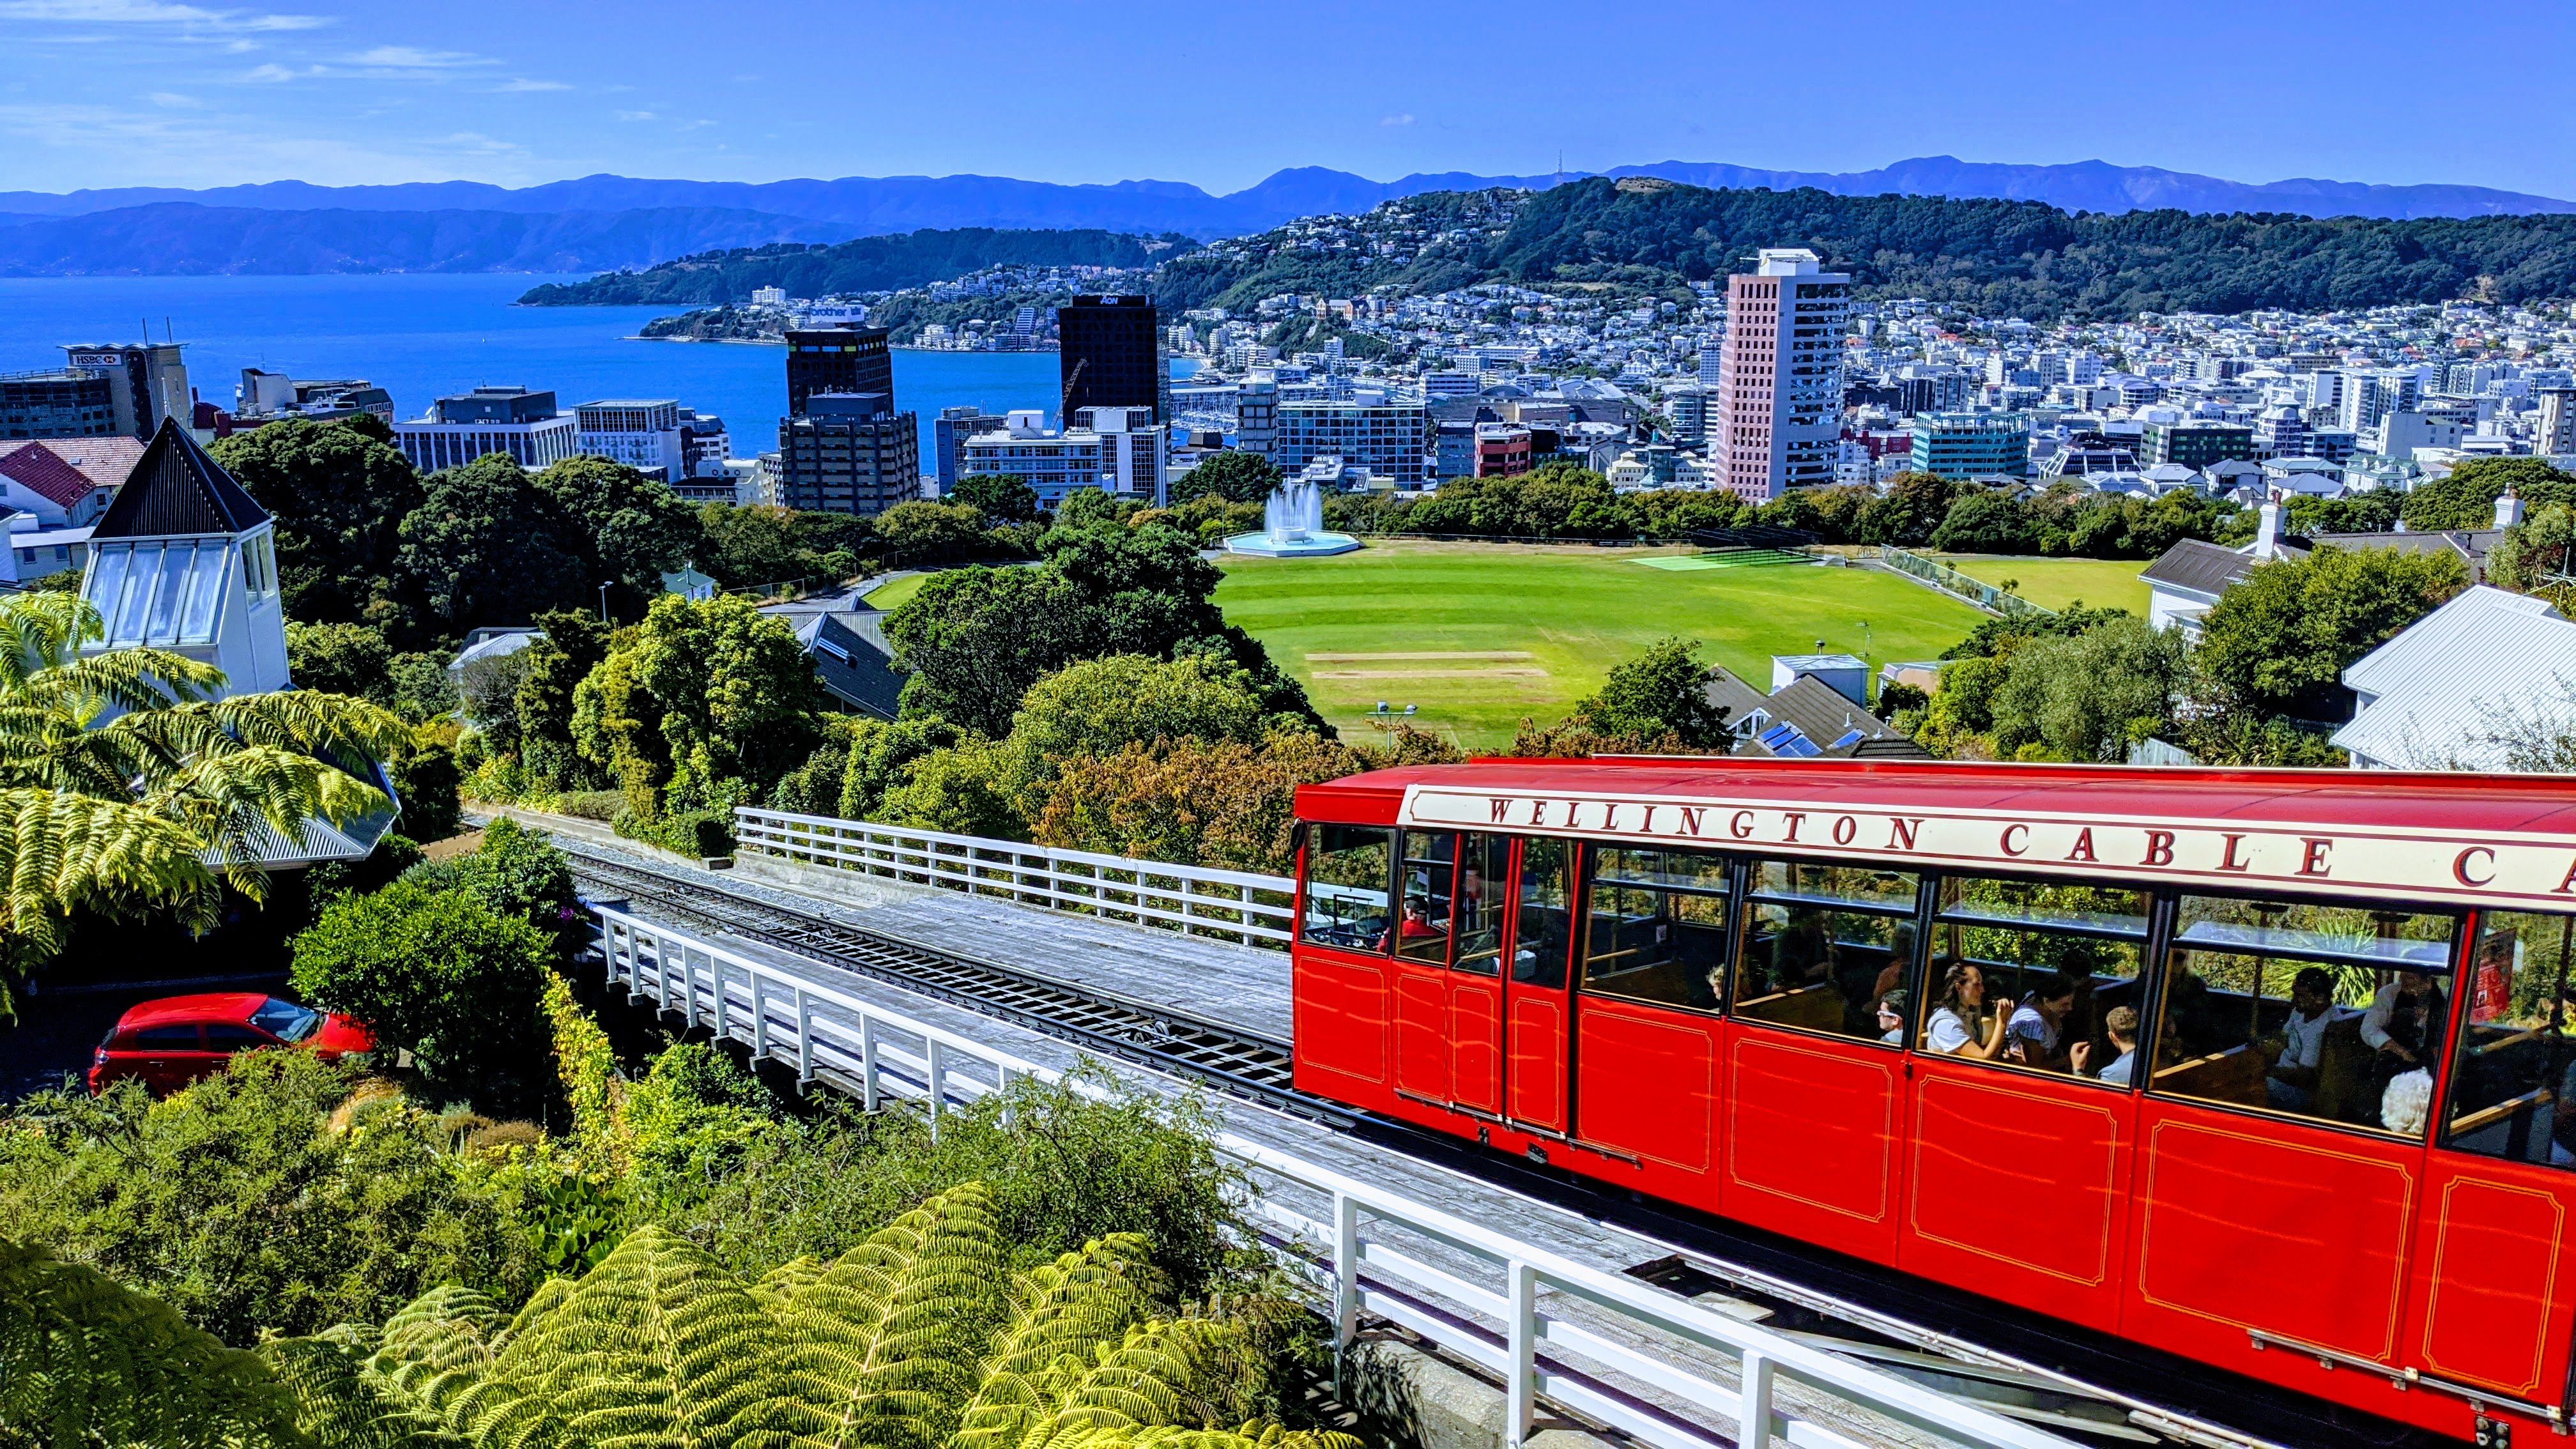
[2442,911,2576,1170]
[1450,833,1511,977]
[1300,824,1393,953]
[1735,861,1920,1043]
[2152,895,2459,1137]
[1514,839,1574,989]
[1924,877,2149,1084]
[1395,831,1459,963]
[1581,846,1729,1013]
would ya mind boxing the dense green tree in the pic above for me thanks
[951,471,1044,523]
[571,636,667,816]
[625,594,829,814]
[395,454,586,634]
[1985,616,2187,762]
[1928,490,2039,553]
[1567,637,1733,747]
[210,418,423,629]
[886,567,1091,735]
[290,878,556,1110]
[836,717,968,820]
[1855,471,1956,547]
[1172,449,1282,505]
[1006,654,1281,807]
[531,454,707,614]
[2490,503,2576,601]
[1052,486,1135,530]
[284,620,394,703]
[2398,458,2576,530]
[695,502,871,591]
[2196,545,2469,717]
[878,498,998,565]
[512,608,613,786]
[2285,491,2402,536]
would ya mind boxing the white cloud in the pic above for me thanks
[342,44,487,68]
[0,102,539,187]
[240,61,298,80]
[145,90,202,106]
[492,77,570,93]
[1379,112,1414,126]
[0,0,329,31]
[614,109,654,122]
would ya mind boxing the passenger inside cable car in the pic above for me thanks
[2153,895,2457,1131]
[1581,847,1728,1010]
[1921,876,2146,1080]
[1733,861,1916,1041]
[2094,1005,2140,1085]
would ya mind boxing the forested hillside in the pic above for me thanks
[518,227,1197,305]
[1474,178,2576,317]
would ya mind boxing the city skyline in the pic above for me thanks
[4,0,2573,200]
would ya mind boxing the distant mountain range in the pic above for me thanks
[3,157,2570,276]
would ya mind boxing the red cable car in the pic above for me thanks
[1291,756,2576,1443]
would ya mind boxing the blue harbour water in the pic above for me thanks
[0,273,1193,462]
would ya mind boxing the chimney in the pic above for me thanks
[2254,493,2281,558]
[2497,487,2525,529]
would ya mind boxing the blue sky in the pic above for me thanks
[5,0,2573,199]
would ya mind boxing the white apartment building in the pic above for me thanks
[960,406,1166,507]
[1717,249,1851,502]
[1273,399,1432,484]
[392,386,578,473]
[575,399,687,479]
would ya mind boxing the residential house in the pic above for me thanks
[2331,586,2576,769]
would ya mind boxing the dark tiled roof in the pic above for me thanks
[1705,667,1907,759]
[2138,537,2259,599]
[92,418,268,540]
[799,611,903,719]
[0,441,100,509]
[2307,528,2501,579]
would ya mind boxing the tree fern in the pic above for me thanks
[0,592,410,1013]
[280,1186,1353,1449]
[0,1234,307,1449]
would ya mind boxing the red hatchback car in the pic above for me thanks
[88,993,374,1095]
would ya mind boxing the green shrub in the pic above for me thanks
[0,1052,540,1346]
[385,742,461,841]
[666,1068,1254,1301]
[289,879,555,1113]
[554,788,625,822]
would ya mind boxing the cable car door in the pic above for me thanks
[1503,838,1577,1134]
[1445,832,1512,1117]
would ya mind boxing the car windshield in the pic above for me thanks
[249,997,322,1043]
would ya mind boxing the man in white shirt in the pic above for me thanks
[2095,1006,2139,1085]
[2267,967,2336,1113]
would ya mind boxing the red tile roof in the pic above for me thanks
[18,435,145,492]
[0,441,102,510]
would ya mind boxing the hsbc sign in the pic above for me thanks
[66,352,126,369]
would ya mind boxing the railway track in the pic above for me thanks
[557,839,2442,1449]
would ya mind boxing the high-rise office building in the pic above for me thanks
[1717,249,1850,502]
[779,394,918,516]
[786,328,893,418]
[61,342,190,439]
[1,368,118,440]
[1058,296,1166,422]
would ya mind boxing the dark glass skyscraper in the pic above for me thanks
[1057,296,1163,423]
[786,328,893,418]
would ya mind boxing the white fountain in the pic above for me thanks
[1224,475,1361,557]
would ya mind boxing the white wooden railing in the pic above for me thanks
[593,903,2079,1449]
[733,807,1317,947]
